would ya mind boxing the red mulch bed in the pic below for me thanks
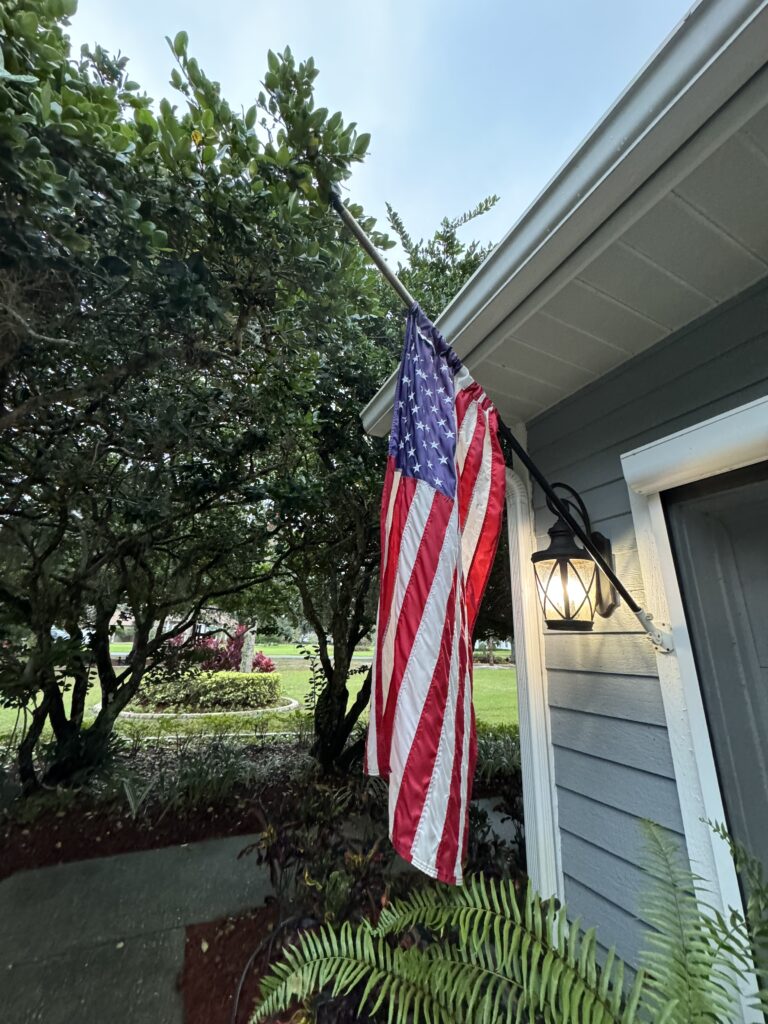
[0,791,287,881]
[0,776,510,881]
[182,904,279,1024]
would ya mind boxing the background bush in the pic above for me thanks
[132,670,281,712]
[474,723,520,788]
[170,627,277,673]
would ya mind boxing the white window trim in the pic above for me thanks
[504,434,564,901]
[622,393,768,1024]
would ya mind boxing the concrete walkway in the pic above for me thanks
[1,834,272,1024]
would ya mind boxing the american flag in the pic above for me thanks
[365,304,505,885]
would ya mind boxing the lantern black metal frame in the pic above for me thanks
[531,483,619,630]
[330,186,674,653]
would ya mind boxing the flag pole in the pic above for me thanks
[329,186,416,308]
[329,185,673,652]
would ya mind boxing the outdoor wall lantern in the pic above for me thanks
[531,484,618,632]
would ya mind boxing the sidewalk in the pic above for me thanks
[1,834,272,1024]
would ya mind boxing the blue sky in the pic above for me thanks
[68,0,695,258]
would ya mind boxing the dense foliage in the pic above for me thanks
[0,0,389,784]
[172,627,277,673]
[254,824,768,1024]
[0,0,506,785]
[131,669,281,712]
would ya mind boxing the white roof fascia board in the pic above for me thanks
[362,0,768,436]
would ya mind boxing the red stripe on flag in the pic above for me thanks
[373,463,417,774]
[381,489,453,747]
[390,570,459,857]
[378,457,397,554]
[455,381,479,432]
[464,404,506,633]
[457,403,487,532]
[435,615,471,882]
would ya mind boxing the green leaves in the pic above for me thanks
[254,851,768,1024]
[0,6,395,780]
[14,11,39,38]
[354,131,371,156]
[172,30,188,57]
[253,876,642,1024]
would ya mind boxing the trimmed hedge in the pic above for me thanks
[132,670,281,712]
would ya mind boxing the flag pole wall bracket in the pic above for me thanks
[330,188,674,654]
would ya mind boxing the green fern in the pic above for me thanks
[252,876,645,1024]
[251,823,767,1024]
[640,821,761,1023]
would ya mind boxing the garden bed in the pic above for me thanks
[0,781,282,882]
[96,696,300,719]
[182,905,279,1024]
[1,725,522,885]
[0,737,310,880]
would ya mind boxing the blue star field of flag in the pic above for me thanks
[388,310,458,499]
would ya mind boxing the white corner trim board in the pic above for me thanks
[504,454,563,901]
[622,395,768,1024]
[622,394,768,495]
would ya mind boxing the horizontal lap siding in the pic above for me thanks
[526,277,768,968]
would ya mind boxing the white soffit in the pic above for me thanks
[362,0,768,436]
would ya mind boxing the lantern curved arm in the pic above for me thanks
[546,483,593,541]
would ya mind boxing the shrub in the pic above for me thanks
[132,670,281,712]
[193,671,280,710]
[252,650,277,672]
[169,627,276,672]
[474,723,521,789]
[254,825,768,1024]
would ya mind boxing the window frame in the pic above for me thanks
[621,394,768,1022]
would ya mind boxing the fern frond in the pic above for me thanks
[375,875,640,1024]
[639,821,749,1023]
[252,920,468,1024]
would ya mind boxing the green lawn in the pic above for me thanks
[0,665,517,741]
[277,665,517,726]
[108,641,374,658]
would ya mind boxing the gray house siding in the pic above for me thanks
[525,276,768,967]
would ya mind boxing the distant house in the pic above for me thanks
[363,0,768,1013]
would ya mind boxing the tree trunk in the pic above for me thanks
[240,625,256,673]
[312,671,350,769]
[17,696,51,793]
[41,618,148,785]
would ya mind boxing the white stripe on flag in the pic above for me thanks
[380,482,437,708]
[388,502,460,829]
[461,407,494,579]
[365,603,381,774]
[456,400,478,477]
[453,629,473,882]
[408,564,463,873]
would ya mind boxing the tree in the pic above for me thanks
[0,2,384,786]
[0,0,503,786]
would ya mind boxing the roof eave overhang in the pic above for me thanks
[362,0,768,436]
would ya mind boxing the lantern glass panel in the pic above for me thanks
[534,556,598,630]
